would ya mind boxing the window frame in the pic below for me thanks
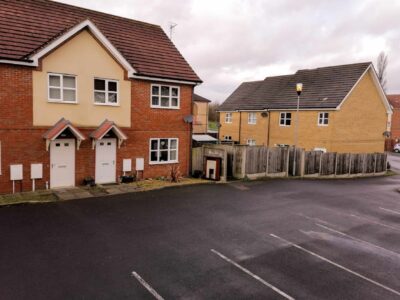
[48,73,78,104]
[247,139,256,146]
[149,138,179,165]
[225,113,233,123]
[150,84,180,109]
[279,112,292,127]
[248,112,257,125]
[93,78,119,106]
[318,112,329,126]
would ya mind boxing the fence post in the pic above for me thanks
[300,149,305,177]
[241,146,247,178]
[265,147,270,176]
[373,153,377,174]
[334,153,338,176]
[348,153,352,175]
[285,147,290,177]
[384,153,388,172]
[319,152,323,176]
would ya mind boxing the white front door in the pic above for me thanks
[95,138,117,184]
[50,139,75,188]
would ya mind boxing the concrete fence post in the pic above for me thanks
[265,147,270,176]
[348,154,352,175]
[319,152,323,176]
[334,153,338,176]
[285,147,290,177]
[300,149,305,177]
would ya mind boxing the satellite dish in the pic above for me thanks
[261,112,269,118]
[184,115,193,123]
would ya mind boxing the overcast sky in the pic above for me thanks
[57,0,400,102]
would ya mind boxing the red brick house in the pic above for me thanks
[0,0,201,193]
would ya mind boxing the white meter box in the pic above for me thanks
[10,164,23,181]
[136,158,144,171]
[31,163,43,179]
[123,159,132,172]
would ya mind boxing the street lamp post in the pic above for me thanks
[293,83,303,176]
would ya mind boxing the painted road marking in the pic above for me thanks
[314,223,400,257]
[270,234,400,297]
[380,207,400,215]
[350,214,400,232]
[131,271,165,300]
[211,249,295,300]
[296,213,332,226]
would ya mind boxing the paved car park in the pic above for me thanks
[1,174,400,299]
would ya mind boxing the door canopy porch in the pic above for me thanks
[90,119,128,149]
[43,118,86,151]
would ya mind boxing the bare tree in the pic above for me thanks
[208,102,220,122]
[376,51,388,92]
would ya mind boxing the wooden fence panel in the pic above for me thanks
[375,153,386,172]
[191,147,203,174]
[268,147,286,173]
[335,153,350,175]
[320,152,336,175]
[245,146,267,174]
[304,151,320,175]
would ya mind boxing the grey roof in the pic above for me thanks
[219,62,372,111]
[193,94,212,103]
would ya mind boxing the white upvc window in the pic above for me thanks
[94,78,118,105]
[151,85,180,109]
[48,73,77,103]
[318,112,329,126]
[248,113,257,124]
[279,112,292,126]
[247,139,256,146]
[225,113,232,123]
[149,138,178,164]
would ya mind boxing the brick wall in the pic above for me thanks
[0,65,193,194]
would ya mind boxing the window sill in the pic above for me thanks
[94,102,120,107]
[150,106,180,110]
[48,100,78,104]
[149,160,179,165]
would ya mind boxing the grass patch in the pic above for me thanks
[0,190,57,206]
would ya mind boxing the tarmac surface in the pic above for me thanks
[1,174,400,299]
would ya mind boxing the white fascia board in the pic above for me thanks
[97,125,128,141]
[27,19,136,75]
[50,124,86,141]
[130,74,199,86]
[0,59,35,66]
[336,64,392,114]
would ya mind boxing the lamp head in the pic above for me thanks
[296,83,303,96]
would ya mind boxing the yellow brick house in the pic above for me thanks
[218,62,392,153]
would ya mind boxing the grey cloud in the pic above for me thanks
[58,0,400,101]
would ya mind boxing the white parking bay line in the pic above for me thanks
[131,271,165,300]
[270,234,400,297]
[314,223,400,257]
[350,214,400,232]
[211,249,295,300]
[380,207,400,215]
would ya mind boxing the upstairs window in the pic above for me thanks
[151,85,179,109]
[48,73,77,103]
[248,113,257,124]
[318,112,329,126]
[94,78,118,105]
[225,113,232,123]
[279,112,291,126]
[150,138,178,164]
